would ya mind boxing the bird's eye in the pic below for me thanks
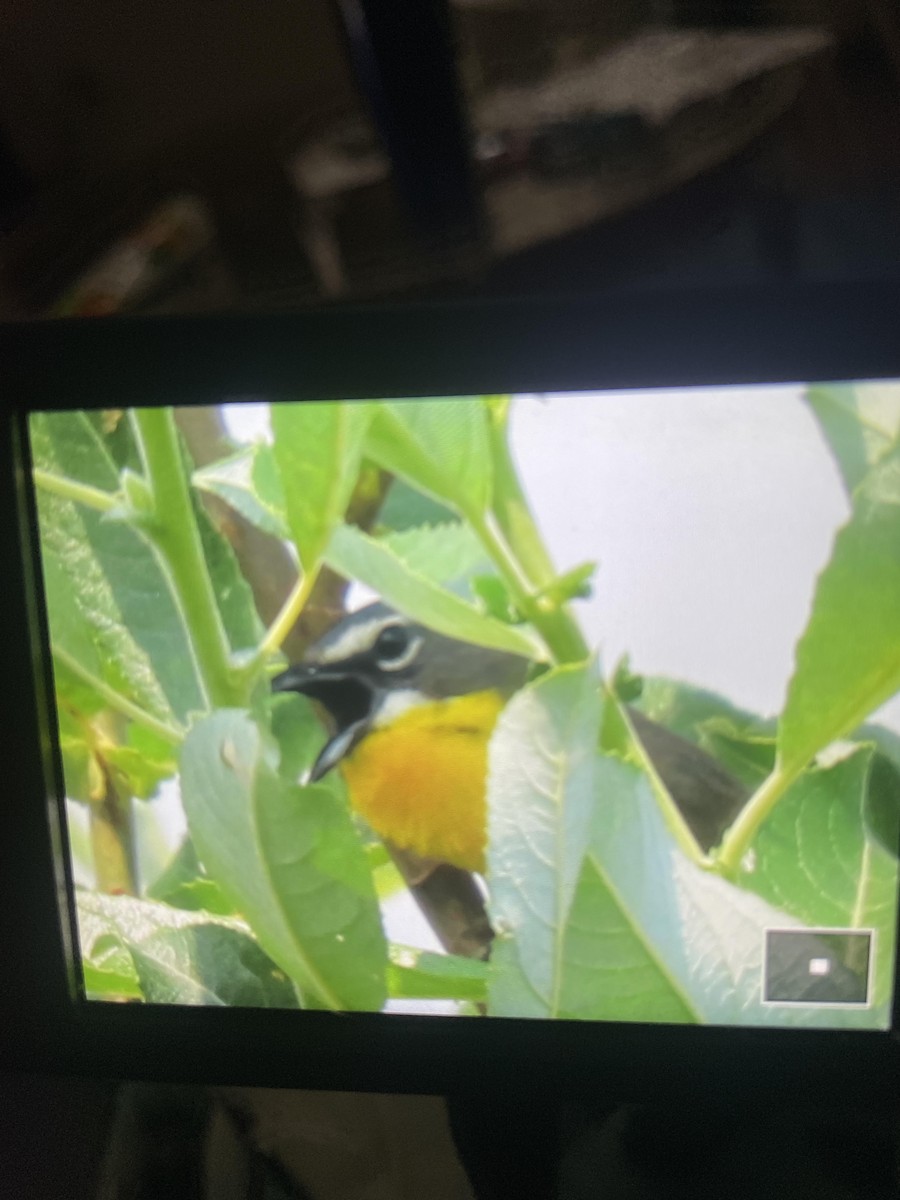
[374,624,411,664]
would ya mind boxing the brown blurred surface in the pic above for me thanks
[1,1074,895,1199]
[1,3,899,315]
[216,1088,474,1200]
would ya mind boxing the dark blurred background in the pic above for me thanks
[2,1,900,1196]
[1,0,899,317]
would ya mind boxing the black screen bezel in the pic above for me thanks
[2,282,900,1107]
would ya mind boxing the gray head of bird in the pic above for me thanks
[271,602,529,783]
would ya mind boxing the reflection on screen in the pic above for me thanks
[29,383,900,1027]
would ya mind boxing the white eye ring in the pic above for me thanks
[375,629,422,672]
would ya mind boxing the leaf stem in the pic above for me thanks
[33,467,117,514]
[131,408,243,708]
[471,509,589,668]
[715,760,799,875]
[256,563,321,661]
[53,647,184,745]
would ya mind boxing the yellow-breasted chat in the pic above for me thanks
[272,601,748,874]
[271,602,528,873]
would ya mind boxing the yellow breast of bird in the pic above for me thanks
[340,689,507,874]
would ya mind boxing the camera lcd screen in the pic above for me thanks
[28,382,900,1028]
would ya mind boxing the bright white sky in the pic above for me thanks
[511,386,845,719]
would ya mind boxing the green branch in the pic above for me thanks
[131,408,244,708]
[471,512,588,665]
[470,400,590,666]
[257,563,321,659]
[715,759,800,875]
[33,467,117,514]
[53,647,184,745]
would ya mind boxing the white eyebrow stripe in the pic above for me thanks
[317,617,385,662]
[315,615,410,664]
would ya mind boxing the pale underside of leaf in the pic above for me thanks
[487,662,605,1017]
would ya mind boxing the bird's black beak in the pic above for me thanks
[271,663,376,783]
[271,662,326,695]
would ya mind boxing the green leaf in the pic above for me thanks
[387,946,488,1004]
[54,659,181,805]
[152,877,236,915]
[192,443,289,539]
[471,575,523,625]
[51,654,107,719]
[147,838,236,915]
[695,718,777,790]
[30,412,203,723]
[489,745,888,1027]
[380,522,492,590]
[370,853,407,902]
[377,477,457,531]
[271,401,372,572]
[861,723,900,777]
[865,752,900,860]
[536,561,597,605]
[90,409,142,473]
[269,693,332,785]
[193,490,265,653]
[489,775,698,1023]
[78,887,242,946]
[119,467,155,521]
[636,677,775,746]
[778,446,900,774]
[129,925,299,1007]
[739,747,900,1007]
[486,661,605,1017]
[104,724,178,800]
[77,892,145,996]
[56,705,104,803]
[487,683,698,1022]
[173,430,265,655]
[365,399,492,521]
[611,656,643,704]
[806,383,900,494]
[180,709,387,1011]
[82,960,144,1001]
[324,523,539,658]
[76,889,296,1007]
[590,759,890,1027]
